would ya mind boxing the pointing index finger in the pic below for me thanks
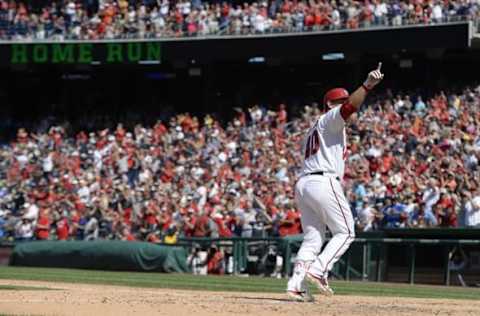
[377,62,382,71]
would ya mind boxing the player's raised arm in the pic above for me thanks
[340,62,384,120]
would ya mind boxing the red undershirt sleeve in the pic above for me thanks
[340,102,356,120]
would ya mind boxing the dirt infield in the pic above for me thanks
[1,280,479,316]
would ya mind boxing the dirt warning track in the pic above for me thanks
[0,279,479,316]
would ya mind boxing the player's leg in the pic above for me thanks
[286,201,324,301]
[286,178,325,302]
[306,177,355,295]
[295,199,326,263]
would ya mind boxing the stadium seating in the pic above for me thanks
[1,85,480,243]
[0,0,478,40]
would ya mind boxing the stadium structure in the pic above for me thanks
[0,2,480,315]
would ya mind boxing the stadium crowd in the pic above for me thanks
[1,84,480,243]
[0,0,478,40]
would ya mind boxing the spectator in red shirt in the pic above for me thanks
[56,215,70,241]
[213,213,232,237]
[122,227,136,241]
[36,209,51,240]
[278,207,301,236]
[193,212,211,237]
[206,245,225,275]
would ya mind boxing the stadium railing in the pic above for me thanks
[0,17,477,43]
[179,231,480,286]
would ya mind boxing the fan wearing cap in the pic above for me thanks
[287,63,384,301]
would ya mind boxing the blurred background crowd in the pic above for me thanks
[0,0,479,40]
[1,83,480,243]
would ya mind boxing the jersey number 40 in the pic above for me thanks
[305,130,320,159]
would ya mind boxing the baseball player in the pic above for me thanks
[287,63,384,301]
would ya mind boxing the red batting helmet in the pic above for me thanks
[323,88,349,110]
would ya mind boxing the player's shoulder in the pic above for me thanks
[308,116,323,132]
[316,106,338,124]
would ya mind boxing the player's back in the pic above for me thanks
[301,106,347,178]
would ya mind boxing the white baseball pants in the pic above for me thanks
[293,174,355,278]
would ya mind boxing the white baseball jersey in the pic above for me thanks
[301,105,347,178]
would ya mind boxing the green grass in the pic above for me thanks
[0,314,48,316]
[0,284,53,291]
[0,314,50,316]
[0,266,479,300]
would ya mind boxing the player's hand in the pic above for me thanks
[363,62,384,90]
